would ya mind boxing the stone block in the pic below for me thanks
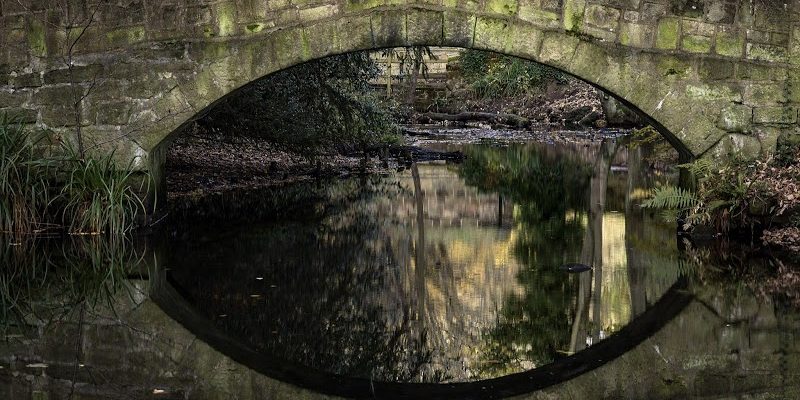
[744,83,787,106]
[11,72,42,88]
[694,373,731,396]
[518,3,560,29]
[623,11,638,22]
[699,59,734,80]
[717,104,753,133]
[442,0,481,11]
[104,26,146,48]
[737,63,775,81]
[407,9,443,45]
[32,86,81,106]
[582,25,617,41]
[619,22,653,48]
[585,4,620,31]
[754,107,797,125]
[655,17,679,49]
[298,5,338,22]
[474,18,543,56]
[371,10,407,48]
[747,43,788,63]
[685,83,742,102]
[443,11,475,48]
[0,107,37,123]
[562,0,586,32]
[41,104,88,127]
[345,0,404,12]
[43,64,104,85]
[683,20,715,36]
[0,90,28,108]
[94,101,133,126]
[212,2,237,37]
[485,0,518,16]
[640,2,668,22]
[538,31,579,67]
[682,35,712,53]
[716,28,744,58]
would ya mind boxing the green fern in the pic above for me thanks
[641,186,700,211]
[678,158,714,179]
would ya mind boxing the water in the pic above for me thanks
[1,138,799,399]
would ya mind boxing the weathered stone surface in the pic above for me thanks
[753,107,798,125]
[0,0,795,202]
[717,105,753,133]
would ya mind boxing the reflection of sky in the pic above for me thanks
[597,213,632,333]
[370,164,526,381]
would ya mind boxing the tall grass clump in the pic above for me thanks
[0,116,53,235]
[61,148,145,235]
[0,115,146,236]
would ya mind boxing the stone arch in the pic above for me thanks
[2,1,797,202]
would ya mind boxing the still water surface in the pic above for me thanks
[164,139,680,383]
[1,138,798,399]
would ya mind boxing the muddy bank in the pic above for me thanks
[416,79,640,129]
[166,131,470,197]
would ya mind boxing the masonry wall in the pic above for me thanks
[0,0,798,175]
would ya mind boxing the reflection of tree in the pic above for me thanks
[571,139,617,353]
[458,143,594,373]
[168,179,436,382]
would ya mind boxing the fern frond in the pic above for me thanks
[641,186,701,211]
[678,158,714,179]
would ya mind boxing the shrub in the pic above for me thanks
[458,49,568,98]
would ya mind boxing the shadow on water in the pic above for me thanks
[1,139,799,399]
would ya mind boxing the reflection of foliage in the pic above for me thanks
[457,144,592,373]
[168,178,436,382]
[0,237,143,333]
[460,144,592,221]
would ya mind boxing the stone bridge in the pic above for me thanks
[1,0,799,200]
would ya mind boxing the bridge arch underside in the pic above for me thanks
[2,2,798,182]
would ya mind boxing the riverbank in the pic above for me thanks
[165,125,633,198]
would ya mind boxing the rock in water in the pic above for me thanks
[560,263,592,273]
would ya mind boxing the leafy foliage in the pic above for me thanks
[199,51,400,155]
[458,49,568,98]
[642,157,764,232]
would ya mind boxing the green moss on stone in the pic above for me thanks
[753,107,797,124]
[682,35,712,53]
[26,18,47,57]
[655,18,679,49]
[619,22,652,48]
[216,2,237,37]
[246,24,264,33]
[747,43,788,63]
[105,26,146,48]
[562,0,586,32]
[486,0,518,16]
[715,29,743,58]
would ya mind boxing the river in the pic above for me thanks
[1,136,798,399]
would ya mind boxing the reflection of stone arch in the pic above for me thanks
[152,270,691,399]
